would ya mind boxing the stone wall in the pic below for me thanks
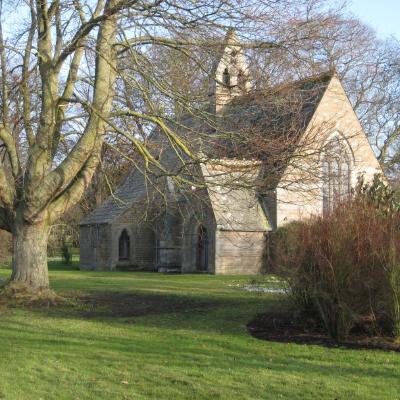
[214,230,266,274]
[80,76,383,274]
[79,226,91,269]
[111,204,157,270]
[79,224,112,270]
[276,76,383,227]
[80,175,266,274]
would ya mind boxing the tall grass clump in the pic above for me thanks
[272,176,400,342]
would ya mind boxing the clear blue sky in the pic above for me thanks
[348,0,400,39]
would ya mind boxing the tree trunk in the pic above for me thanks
[10,222,50,291]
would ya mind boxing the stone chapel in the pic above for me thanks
[79,31,383,274]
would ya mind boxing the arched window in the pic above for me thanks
[119,229,130,261]
[230,50,237,65]
[222,68,230,87]
[322,136,352,214]
[197,225,209,272]
[237,69,246,89]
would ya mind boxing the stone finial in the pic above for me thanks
[209,29,251,114]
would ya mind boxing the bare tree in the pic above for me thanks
[0,0,321,297]
[249,13,400,173]
[0,0,384,298]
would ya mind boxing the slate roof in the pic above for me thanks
[80,168,150,225]
[218,72,333,160]
[81,72,332,226]
[226,72,332,129]
[201,160,270,231]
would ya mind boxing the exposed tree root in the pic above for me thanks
[0,281,64,307]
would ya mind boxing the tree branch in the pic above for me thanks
[0,125,20,178]
[22,0,37,146]
[54,0,140,71]
[0,160,15,213]
[24,0,118,221]
[0,206,12,232]
[0,1,9,125]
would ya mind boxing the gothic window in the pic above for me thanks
[118,229,130,261]
[322,136,352,215]
[222,68,230,87]
[230,50,237,65]
[197,225,209,272]
[238,69,246,89]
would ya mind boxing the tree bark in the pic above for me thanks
[11,222,50,291]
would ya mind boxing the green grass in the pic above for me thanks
[0,264,399,400]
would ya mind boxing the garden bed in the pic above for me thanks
[248,310,400,352]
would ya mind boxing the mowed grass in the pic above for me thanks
[0,261,399,400]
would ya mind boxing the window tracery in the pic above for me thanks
[322,136,352,214]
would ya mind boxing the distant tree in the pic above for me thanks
[249,15,400,174]
[0,0,385,299]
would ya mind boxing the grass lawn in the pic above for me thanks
[0,261,399,400]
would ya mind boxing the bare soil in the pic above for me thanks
[247,311,400,352]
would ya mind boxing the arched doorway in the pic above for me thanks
[118,229,130,261]
[197,225,209,272]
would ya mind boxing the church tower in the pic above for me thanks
[209,29,251,114]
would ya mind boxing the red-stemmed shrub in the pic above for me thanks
[272,176,400,342]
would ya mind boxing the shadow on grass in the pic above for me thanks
[246,300,400,353]
[45,290,217,319]
[48,258,80,271]
[1,259,79,271]
[21,288,277,338]
[7,285,400,354]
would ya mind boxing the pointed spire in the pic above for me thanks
[225,27,239,45]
